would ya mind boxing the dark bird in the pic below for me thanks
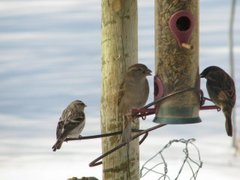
[52,100,87,151]
[118,63,151,143]
[200,66,236,136]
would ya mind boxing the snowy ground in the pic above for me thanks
[0,0,240,180]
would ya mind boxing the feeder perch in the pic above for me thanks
[154,75,164,100]
[199,90,221,111]
[169,10,194,49]
[154,1,201,124]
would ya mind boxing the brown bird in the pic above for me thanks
[52,100,87,151]
[200,66,236,136]
[118,63,151,143]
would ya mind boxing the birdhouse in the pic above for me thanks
[154,2,201,124]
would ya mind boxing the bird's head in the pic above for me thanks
[73,100,87,109]
[200,66,223,80]
[127,63,152,79]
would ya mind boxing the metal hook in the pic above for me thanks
[89,124,166,167]
[89,130,148,167]
[199,90,220,111]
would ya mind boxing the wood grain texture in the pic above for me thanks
[101,0,139,179]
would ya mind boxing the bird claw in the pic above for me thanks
[131,108,156,119]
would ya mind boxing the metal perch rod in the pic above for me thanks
[66,87,219,168]
[89,124,166,167]
[132,87,220,119]
[65,129,144,141]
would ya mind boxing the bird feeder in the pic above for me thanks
[154,1,201,124]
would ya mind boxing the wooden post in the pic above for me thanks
[154,1,201,124]
[101,0,139,180]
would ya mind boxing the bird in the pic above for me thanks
[200,66,236,137]
[52,100,87,151]
[118,63,152,143]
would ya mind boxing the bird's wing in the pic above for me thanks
[59,109,85,139]
[223,74,236,106]
[207,79,219,89]
[209,73,236,106]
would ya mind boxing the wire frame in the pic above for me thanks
[140,138,203,180]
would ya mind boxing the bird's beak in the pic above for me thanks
[146,69,152,76]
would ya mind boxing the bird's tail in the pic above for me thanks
[122,120,132,143]
[223,110,233,137]
[121,117,132,179]
[52,139,64,152]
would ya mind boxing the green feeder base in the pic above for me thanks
[153,116,202,124]
[153,106,202,124]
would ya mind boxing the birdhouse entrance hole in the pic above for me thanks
[169,10,194,47]
[176,16,191,31]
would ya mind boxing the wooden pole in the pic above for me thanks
[101,0,139,179]
[154,1,200,124]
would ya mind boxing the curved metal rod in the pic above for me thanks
[89,132,149,167]
[131,87,198,118]
[65,129,144,142]
[144,87,197,109]
[139,131,149,145]
[89,124,166,167]
[66,131,122,141]
[89,88,195,167]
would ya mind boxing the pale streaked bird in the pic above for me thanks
[52,100,87,151]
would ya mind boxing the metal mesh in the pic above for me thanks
[140,138,203,180]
